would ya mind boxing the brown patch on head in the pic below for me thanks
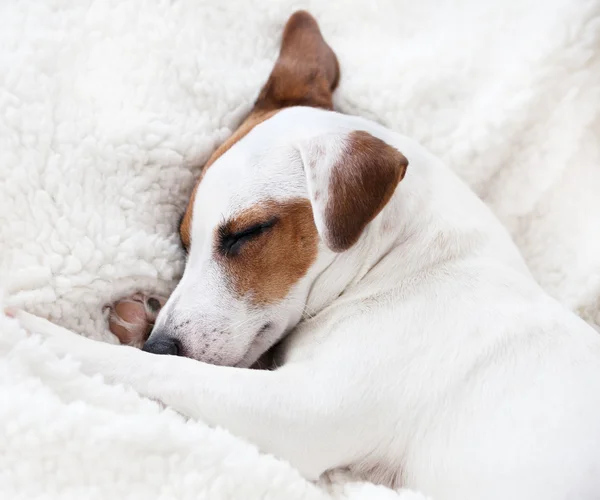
[179,10,339,251]
[178,108,278,250]
[215,199,318,305]
[325,131,408,252]
[254,10,339,113]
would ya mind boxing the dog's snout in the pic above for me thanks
[142,333,182,356]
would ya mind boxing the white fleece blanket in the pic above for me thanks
[1,0,599,498]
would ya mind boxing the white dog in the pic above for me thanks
[12,11,600,500]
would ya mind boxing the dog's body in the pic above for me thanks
[12,11,600,500]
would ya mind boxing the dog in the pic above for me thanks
[11,11,600,500]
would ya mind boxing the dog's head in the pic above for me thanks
[145,11,408,366]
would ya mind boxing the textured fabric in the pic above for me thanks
[1,0,598,498]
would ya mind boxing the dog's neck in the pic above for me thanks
[245,106,526,323]
[297,110,527,319]
[303,158,431,317]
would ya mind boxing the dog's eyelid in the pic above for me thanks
[231,217,278,239]
[218,217,278,256]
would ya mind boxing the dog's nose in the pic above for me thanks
[142,334,182,356]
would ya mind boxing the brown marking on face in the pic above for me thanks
[179,10,339,251]
[215,199,318,305]
[179,108,278,250]
[325,131,408,252]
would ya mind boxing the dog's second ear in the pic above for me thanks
[298,131,408,252]
[254,10,339,112]
[179,12,339,248]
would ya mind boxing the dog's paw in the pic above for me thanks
[107,293,167,347]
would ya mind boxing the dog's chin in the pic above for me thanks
[180,323,287,368]
[234,322,286,369]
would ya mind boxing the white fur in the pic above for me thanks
[2,0,600,499]
[13,106,600,500]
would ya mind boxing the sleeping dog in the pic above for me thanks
[12,11,600,500]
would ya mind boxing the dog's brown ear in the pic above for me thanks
[254,10,339,112]
[299,131,408,252]
[179,12,339,249]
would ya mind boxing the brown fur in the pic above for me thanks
[179,10,339,250]
[325,131,408,252]
[217,199,318,305]
[253,10,339,113]
[179,109,278,249]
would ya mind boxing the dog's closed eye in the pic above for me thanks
[219,218,277,257]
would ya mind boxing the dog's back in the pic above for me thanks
[266,107,600,499]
